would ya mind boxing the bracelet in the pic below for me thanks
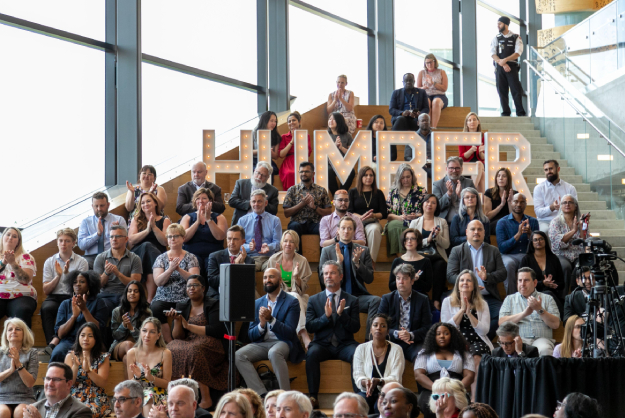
[16,365,24,372]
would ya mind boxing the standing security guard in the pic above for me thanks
[490,16,526,116]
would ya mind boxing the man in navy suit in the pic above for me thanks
[378,263,432,362]
[389,73,430,130]
[235,267,304,395]
[306,260,361,409]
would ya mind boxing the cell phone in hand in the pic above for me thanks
[163,310,183,314]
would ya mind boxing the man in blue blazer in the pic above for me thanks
[306,260,361,409]
[378,263,432,362]
[389,73,430,130]
[235,267,304,396]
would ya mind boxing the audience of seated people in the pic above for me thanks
[228,161,280,226]
[180,188,228,278]
[0,227,38,329]
[327,112,356,196]
[379,264,431,362]
[450,187,491,247]
[266,230,314,349]
[42,229,89,349]
[320,190,368,247]
[533,160,578,233]
[409,194,449,309]
[499,267,561,356]
[279,112,312,191]
[348,166,388,264]
[416,54,449,129]
[483,168,517,235]
[432,157,476,226]
[176,161,225,218]
[319,217,380,339]
[491,321,539,358]
[237,190,282,271]
[385,164,426,258]
[327,75,357,135]
[252,111,281,176]
[389,73,429,131]
[125,165,168,222]
[458,113,485,193]
[403,114,432,177]
[388,229,433,298]
[78,192,127,269]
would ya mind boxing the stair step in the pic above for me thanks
[579,201,608,211]
[528,159,569,167]
[531,151,562,160]
[529,144,555,152]
[585,218,621,228]
[479,116,532,123]
[482,123,537,130]
[567,210,616,220]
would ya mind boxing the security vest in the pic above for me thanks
[494,33,519,66]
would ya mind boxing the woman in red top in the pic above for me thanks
[278,111,312,190]
[458,112,485,193]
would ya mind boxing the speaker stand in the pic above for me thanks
[225,321,237,392]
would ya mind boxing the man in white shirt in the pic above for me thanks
[532,160,578,231]
[490,16,526,117]
[77,192,126,268]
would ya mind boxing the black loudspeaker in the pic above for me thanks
[219,263,256,321]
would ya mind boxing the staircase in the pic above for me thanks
[480,116,625,283]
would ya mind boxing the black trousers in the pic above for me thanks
[306,341,358,396]
[0,297,38,329]
[328,166,356,196]
[495,64,526,116]
[392,116,420,131]
[41,294,72,344]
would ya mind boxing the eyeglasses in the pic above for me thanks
[431,393,450,401]
[44,377,69,383]
[186,284,202,289]
[110,235,126,239]
[255,171,270,179]
[404,237,418,242]
[167,235,181,240]
[498,341,515,347]
[447,167,462,171]
[335,414,366,418]
[112,397,138,404]
[425,60,435,65]
[561,201,575,205]
[532,237,545,243]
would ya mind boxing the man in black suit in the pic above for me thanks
[447,219,507,339]
[491,321,539,358]
[176,161,225,217]
[113,380,144,418]
[228,161,279,225]
[432,157,477,224]
[378,264,432,362]
[389,73,430,130]
[306,260,361,409]
[319,216,380,338]
[205,225,255,298]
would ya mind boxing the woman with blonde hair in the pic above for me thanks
[266,230,313,349]
[484,167,517,234]
[264,390,285,418]
[0,318,38,418]
[553,315,584,358]
[327,74,357,135]
[126,317,172,417]
[214,392,254,418]
[417,54,449,129]
[428,378,469,418]
[234,388,266,418]
[0,227,37,328]
[458,112,485,193]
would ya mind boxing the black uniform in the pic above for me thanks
[493,32,526,116]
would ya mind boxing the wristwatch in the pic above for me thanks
[538,309,545,315]
[517,351,526,358]
[16,365,25,372]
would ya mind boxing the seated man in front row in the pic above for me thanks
[378,264,432,362]
[235,268,305,396]
[447,219,507,339]
[206,225,255,298]
[306,260,360,410]
[319,216,380,339]
[491,321,539,358]
[237,189,282,271]
[499,267,560,356]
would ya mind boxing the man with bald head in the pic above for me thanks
[447,219,507,338]
[168,385,197,418]
[176,161,225,217]
[389,73,430,131]
[496,193,539,294]
[235,267,304,395]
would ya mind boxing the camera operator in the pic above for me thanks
[563,267,595,324]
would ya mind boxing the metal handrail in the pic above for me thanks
[525,59,625,159]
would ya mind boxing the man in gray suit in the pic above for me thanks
[176,161,225,217]
[447,219,506,339]
[228,161,279,225]
[432,156,476,224]
[319,216,380,338]
[24,363,92,418]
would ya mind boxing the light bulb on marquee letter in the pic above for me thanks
[484,133,532,204]
[376,131,428,194]
[313,130,372,192]
[256,129,273,184]
[431,132,482,183]
[203,129,254,183]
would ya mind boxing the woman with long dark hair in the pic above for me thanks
[484,167,517,234]
[327,112,356,195]
[252,111,281,177]
[364,114,393,165]
[278,111,311,190]
[65,323,111,418]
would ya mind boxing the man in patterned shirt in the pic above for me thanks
[499,267,560,356]
[283,162,333,252]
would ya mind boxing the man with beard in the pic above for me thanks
[432,156,476,224]
[229,161,279,225]
[176,161,225,217]
[77,191,127,268]
[283,162,333,251]
[319,189,368,247]
[490,16,526,117]
[533,159,578,232]
[235,267,304,395]
[388,73,430,131]
[403,113,433,178]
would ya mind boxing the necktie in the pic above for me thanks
[329,293,339,347]
[342,244,352,294]
[255,215,263,252]
[97,218,105,253]
[230,255,236,263]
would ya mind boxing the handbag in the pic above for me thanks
[255,363,280,391]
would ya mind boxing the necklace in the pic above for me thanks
[363,191,373,208]
[373,343,388,358]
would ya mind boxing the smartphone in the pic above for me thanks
[163,310,183,314]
